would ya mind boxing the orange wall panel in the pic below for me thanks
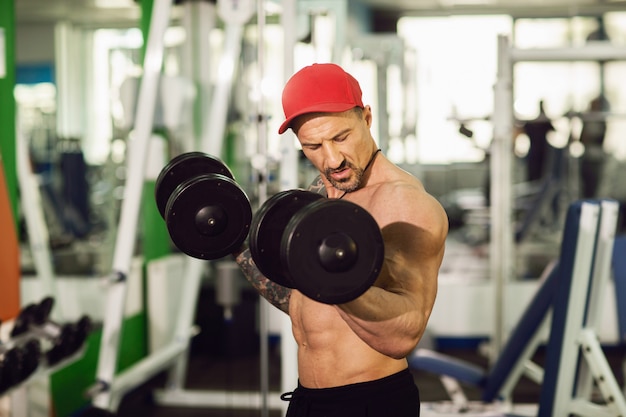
[0,159,20,321]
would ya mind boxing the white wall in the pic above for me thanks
[16,23,55,64]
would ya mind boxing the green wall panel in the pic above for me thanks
[0,0,18,228]
[51,313,148,416]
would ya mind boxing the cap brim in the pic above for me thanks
[278,102,359,134]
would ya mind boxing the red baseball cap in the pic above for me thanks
[278,63,364,134]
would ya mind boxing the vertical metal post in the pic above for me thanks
[206,0,254,159]
[140,0,171,264]
[162,1,217,393]
[376,62,389,153]
[93,0,172,408]
[55,22,84,141]
[256,2,270,416]
[574,200,619,400]
[181,1,215,152]
[16,118,58,312]
[490,35,515,362]
[279,0,298,193]
[330,0,347,65]
[202,22,244,158]
[164,258,206,391]
[280,1,299,414]
[546,202,600,417]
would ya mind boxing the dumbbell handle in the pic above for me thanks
[27,322,63,340]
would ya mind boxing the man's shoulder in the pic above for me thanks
[366,179,432,219]
[372,178,448,232]
[372,174,426,200]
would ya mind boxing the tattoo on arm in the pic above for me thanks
[232,176,324,314]
[235,248,291,314]
[308,175,327,196]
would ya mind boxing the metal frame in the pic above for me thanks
[489,35,515,361]
[156,3,354,415]
[122,1,287,416]
[92,0,263,410]
[279,1,299,410]
[15,112,59,319]
[488,36,626,415]
[413,199,623,415]
[349,34,407,155]
[539,200,626,417]
[490,35,626,358]
[92,0,175,409]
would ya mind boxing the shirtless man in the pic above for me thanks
[234,63,448,416]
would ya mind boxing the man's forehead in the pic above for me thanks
[293,110,358,134]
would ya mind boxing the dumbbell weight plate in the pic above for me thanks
[0,361,7,393]
[11,304,37,337]
[166,174,252,260]
[2,348,22,389]
[66,315,92,356]
[281,199,385,304]
[249,190,324,287]
[33,297,54,325]
[155,152,235,218]
[46,323,76,366]
[19,339,41,383]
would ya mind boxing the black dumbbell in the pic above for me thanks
[0,339,41,394]
[46,315,92,366]
[11,304,38,338]
[155,152,252,260]
[0,347,21,394]
[0,357,7,394]
[10,297,55,338]
[19,339,41,382]
[11,297,92,367]
[249,189,385,304]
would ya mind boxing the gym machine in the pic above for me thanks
[88,0,392,414]
[406,34,626,416]
[15,112,60,320]
[87,0,287,414]
[412,199,625,416]
[349,34,416,158]
[489,34,626,359]
[88,0,182,411]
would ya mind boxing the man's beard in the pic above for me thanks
[324,161,364,193]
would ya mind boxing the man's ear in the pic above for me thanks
[363,105,373,128]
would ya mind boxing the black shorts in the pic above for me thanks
[282,368,420,417]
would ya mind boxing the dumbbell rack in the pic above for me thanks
[0,297,91,417]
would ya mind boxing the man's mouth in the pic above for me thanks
[329,167,351,181]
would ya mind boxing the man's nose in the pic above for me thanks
[324,144,344,170]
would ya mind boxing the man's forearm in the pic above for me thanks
[234,248,291,314]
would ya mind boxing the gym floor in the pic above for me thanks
[114,343,625,416]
